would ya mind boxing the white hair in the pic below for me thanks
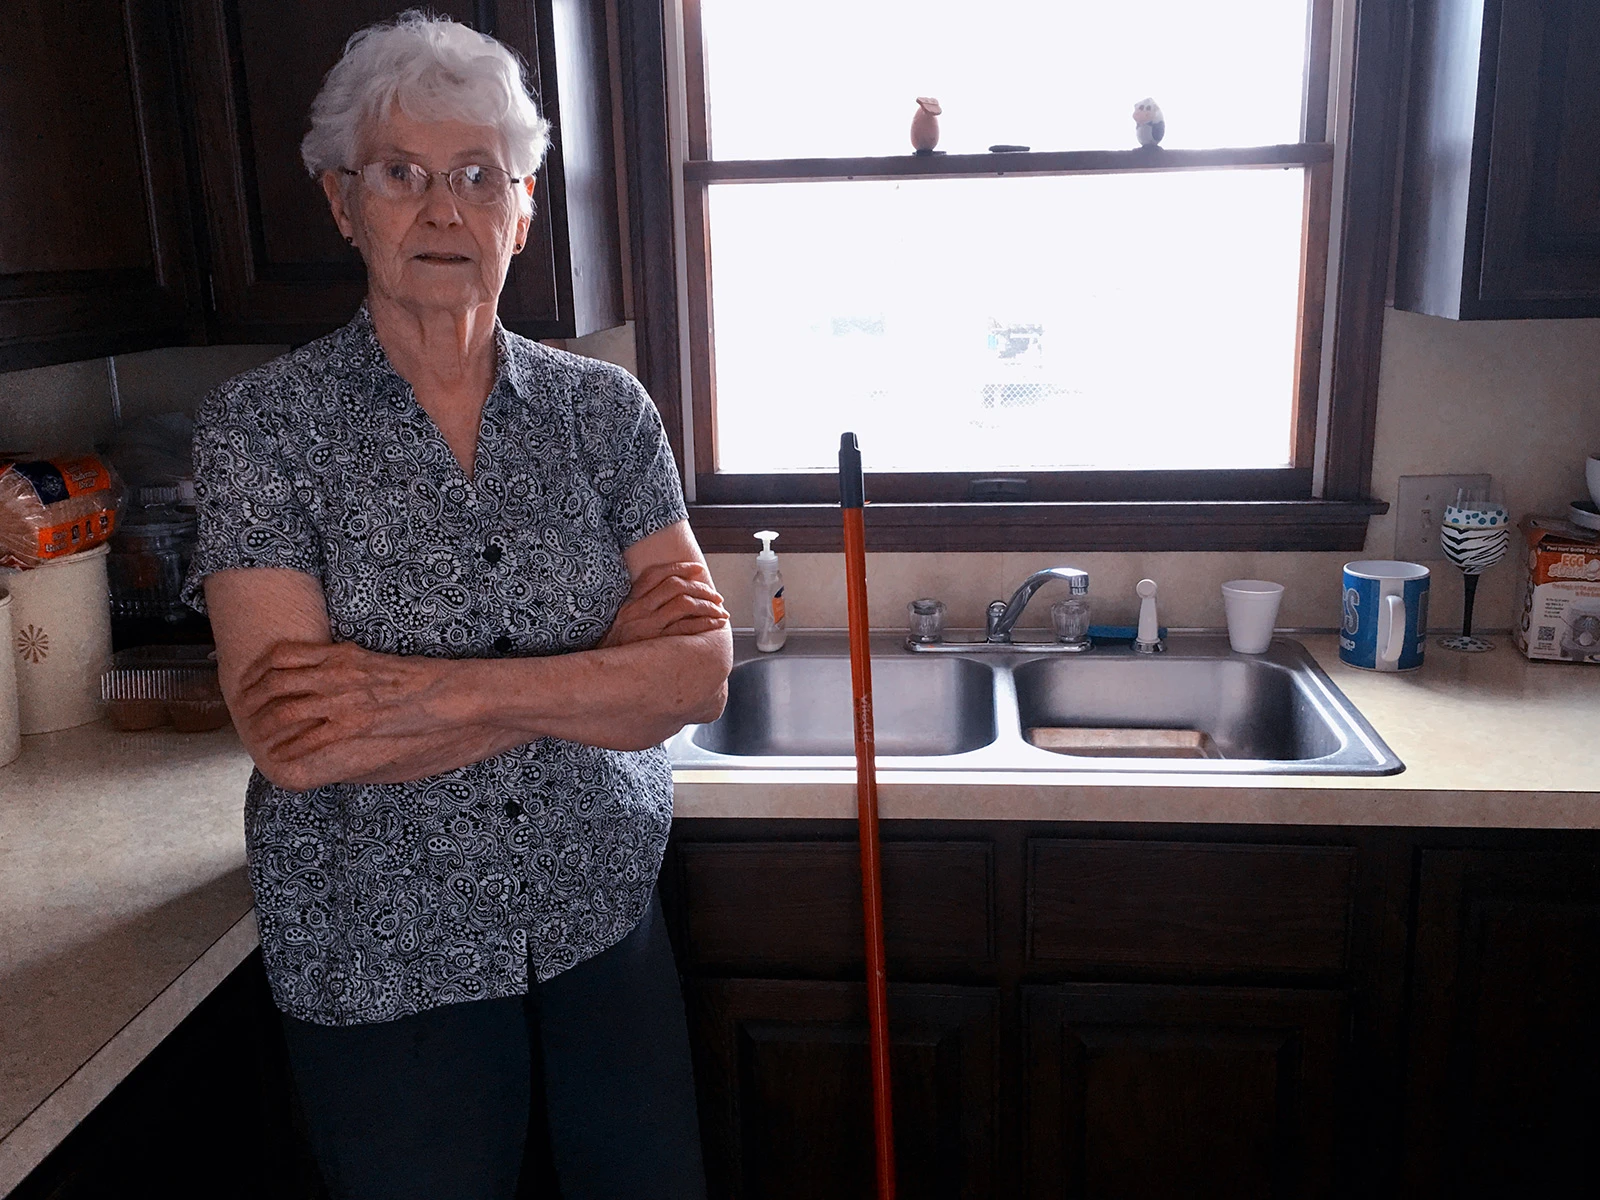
[301,10,550,209]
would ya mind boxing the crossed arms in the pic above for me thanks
[204,520,732,791]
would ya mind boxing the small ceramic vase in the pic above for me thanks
[911,97,941,153]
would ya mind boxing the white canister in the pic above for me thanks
[0,589,19,765]
[1,544,113,733]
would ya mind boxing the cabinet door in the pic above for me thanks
[690,979,998,1200]
[176,0,622,344]
[0,0,199,371]
[1024,984,1344,1200]
[1475,0,1600,312]
[1400,849,1600,1198]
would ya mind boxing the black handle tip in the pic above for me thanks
[838,432,864,509]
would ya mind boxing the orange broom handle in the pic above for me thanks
[840,433,896,1199]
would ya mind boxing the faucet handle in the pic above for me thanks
[986,599,1009,641]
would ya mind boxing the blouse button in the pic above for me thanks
[504,799,523,820]
[482,542,503,565]
[494,633,513,654]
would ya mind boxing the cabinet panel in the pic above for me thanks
[1401,849,1600,1198]
[0,2,149,273]
[1027,840,1353,977]
[0,0,199,370]
[691,979,997,1200]
[1025,984,1343,1200]
[177,0,621,343]
[1477,0,1600,304]
[675,840,994,974]
[1397,0,1600,318]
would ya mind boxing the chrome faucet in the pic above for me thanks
[986,566,1090,643]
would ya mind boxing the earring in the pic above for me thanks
[345,235,354,245]
[513,242,524,253]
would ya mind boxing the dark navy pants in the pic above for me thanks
[278,894,706,1199]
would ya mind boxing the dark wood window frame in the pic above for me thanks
[616,0,1403,553]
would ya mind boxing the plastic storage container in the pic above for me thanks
[101,644,231,731]
[107,504,197,623]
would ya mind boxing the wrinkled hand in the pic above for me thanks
[233,640,459,762]
[601,561,729,649]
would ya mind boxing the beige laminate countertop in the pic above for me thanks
[0,633,1595,1192]
[0,725,255,1194]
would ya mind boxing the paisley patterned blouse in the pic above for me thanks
[183,305,688,1027]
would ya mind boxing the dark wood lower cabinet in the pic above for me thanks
[14,823,1600,1199]
[1024,984,1344,1199]
[1400,849,1600,1198]
[666,821,1600,1200]
[689,979,998,1200]
[11,951,326,1200]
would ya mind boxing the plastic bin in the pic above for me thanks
[101,644,231,731]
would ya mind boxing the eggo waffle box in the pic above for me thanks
[1515,515,1600,663]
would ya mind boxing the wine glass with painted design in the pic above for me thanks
[1438,483,1510,652]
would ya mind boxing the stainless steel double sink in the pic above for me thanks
[668,632,1403,775]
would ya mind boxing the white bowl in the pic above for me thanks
[1570,499,1600,532]
[1588,453,1600,509]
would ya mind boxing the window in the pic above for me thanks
[614,0,1403,550]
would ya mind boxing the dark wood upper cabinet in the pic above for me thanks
[1397,0,1600,319]
[175,0,624,344]
[0,0,202,372]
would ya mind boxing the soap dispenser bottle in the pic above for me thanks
[753,530,787,652]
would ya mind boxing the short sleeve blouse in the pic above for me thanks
[183,305,688,1026]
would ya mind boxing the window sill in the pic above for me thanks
[687,499,1388,554]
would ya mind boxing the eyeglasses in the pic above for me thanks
[341,160,525,206]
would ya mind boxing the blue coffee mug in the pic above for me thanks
[1341,560,1429,671]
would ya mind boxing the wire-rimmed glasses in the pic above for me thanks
[341,160,524,206]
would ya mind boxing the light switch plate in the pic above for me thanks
[1394,474,1491,561]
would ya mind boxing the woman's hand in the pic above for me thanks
[232,640,466,763]
[601,560,729,649]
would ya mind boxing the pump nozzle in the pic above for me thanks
[755,529,779,564]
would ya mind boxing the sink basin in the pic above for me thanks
[1012,654,1343,762]
[670,633,1402,775]
[691,652,997,757]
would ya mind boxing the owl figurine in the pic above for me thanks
[911,97,941,154]
[1133,98,1165,147]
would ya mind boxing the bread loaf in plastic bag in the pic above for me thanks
[0,455,126,568]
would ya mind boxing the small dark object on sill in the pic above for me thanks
[969,477,1030,501]
[988,144,1030,152]
[911,148,946,156]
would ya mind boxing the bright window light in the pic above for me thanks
[709,170,1306,473]
[700,0,1312,159]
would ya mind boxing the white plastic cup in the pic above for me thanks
[1221,579,1285,654]
[0,590,19,765]
[0,544,113,734]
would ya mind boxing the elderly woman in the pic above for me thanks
[182,14,729,1200]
